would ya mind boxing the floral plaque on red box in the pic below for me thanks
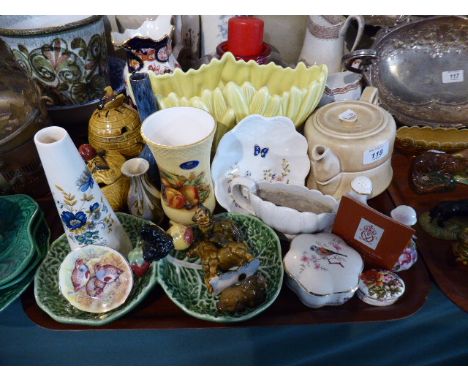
[332,196,415,269]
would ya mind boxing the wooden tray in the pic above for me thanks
[22,188,431,330]
[388,151,468,313]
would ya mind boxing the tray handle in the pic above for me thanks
[342,49,378,73]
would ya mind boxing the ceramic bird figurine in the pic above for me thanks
[71,259,91,291]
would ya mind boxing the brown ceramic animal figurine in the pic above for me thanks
[187,205,253,291]
[191,205,242,246]
[79,143,129,211]
[217,274,267,314]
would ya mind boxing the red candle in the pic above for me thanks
[226,16,264,57]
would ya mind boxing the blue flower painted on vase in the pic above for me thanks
[76,169,94,192]
[61,211,87,230]
[90,202,99,212]
[89,202,101,219]
[76,230,100,245]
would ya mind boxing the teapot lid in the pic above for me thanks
[312,87,393,139]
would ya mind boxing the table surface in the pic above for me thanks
[0,282,467,365]
[1,157,466,364]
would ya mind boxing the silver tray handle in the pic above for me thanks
[342,49,378,73]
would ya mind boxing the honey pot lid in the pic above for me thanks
[312,87,391,139]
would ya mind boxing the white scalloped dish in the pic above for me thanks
[211,114,310,213]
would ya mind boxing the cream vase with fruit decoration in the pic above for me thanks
[141,107,216,225]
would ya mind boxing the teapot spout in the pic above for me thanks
[310,145,341,183]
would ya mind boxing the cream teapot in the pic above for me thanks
[304,87,396,199]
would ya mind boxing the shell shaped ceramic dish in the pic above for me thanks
[58,245,133,314]
[284,233,363,308]
[34,213,158,326]
[396,126,468,154]
[157,213,283,322]
[230,177,338,235]
[211,114,310,213]
[135,52,327,135]
[0,195,39,286]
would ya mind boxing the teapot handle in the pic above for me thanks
[360,86,379,105]
[230,177,258,215]
[340,15,365,52]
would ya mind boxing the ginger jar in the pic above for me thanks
[88,87,144,158]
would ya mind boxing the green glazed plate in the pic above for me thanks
[0,212,49,290]
[157,212,284,323]
[0,211,50,312]
[0,195,39,286]
[34,213,159,326]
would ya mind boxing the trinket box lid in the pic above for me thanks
[357,269,405,306]
[284,233,363,296]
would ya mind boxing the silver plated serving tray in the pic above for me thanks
[343,16,468,128]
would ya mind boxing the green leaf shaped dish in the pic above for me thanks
[34,213,158,326]
[157,212,284,323]
[0,210,50,312]
[0,194,39,286]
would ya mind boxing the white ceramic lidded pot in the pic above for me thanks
[34,126,132,255]
[304,87,396,199]
[284,233,363,308]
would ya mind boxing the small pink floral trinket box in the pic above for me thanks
[357,269,405,306]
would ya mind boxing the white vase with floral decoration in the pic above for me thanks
[34,126,132,255]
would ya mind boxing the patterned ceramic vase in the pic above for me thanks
[141,107,216,225]
[0,16,109,106]
[34,126,132,255]
[121,158,164,224]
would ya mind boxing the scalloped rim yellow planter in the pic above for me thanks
[396,125,468,154]
[127,52,327,136]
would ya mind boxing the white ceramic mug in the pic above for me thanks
[299,15,365,73]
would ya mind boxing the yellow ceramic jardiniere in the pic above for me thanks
[127,52,327,146]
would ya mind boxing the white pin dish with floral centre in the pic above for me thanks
[211,114,310,213]
[284,233,363,308]
[58,245,133,314]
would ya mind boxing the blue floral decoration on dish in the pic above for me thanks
[61,211,87,230]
